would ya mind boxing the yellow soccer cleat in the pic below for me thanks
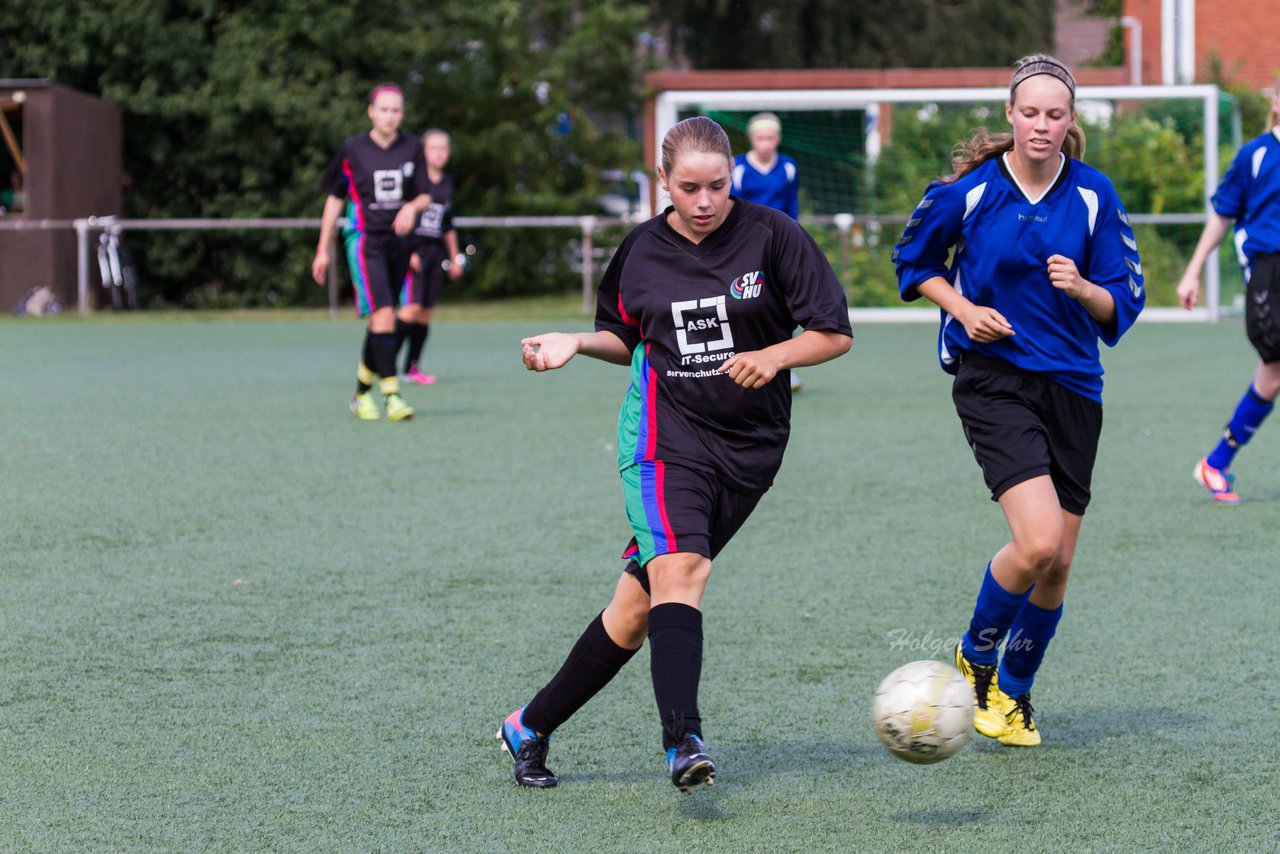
[383,392,414,422]
[997,691,1041,746]
[954,642,1008,738]
[350,391,380,421]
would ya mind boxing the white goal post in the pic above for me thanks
[652,83,1224,323]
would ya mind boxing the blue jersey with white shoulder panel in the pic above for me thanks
[732,153,799,219]
[1211,129,1280,278]
[894,154,1144,402]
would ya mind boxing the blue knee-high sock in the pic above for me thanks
[1207,385,1275,470]
[998,601,1064,699]
[961,563,1033,667]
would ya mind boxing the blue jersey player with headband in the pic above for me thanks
[733,112,804,391]
[1177,76,1280,504]
[731,112,799,219]
[894,54,1145,747]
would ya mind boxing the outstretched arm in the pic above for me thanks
[717,329,851,389]
[1176,214,1232,309]
[521,330,632,371]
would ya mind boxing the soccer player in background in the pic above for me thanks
[894,55,1145,746]
[311,84,432,421]
[397,129,463,386]
[498,116,852,792]
[732,112,805,391]
[1175,77,1280,504]
[731,112,799,219]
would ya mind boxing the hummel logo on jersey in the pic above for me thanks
[730,270,765,299]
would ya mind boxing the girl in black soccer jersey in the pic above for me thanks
[1176,76,1280,504]
[396,129,463,386]
[497,117,852,792]
[895,55,1145,747]
[311,84,432,421]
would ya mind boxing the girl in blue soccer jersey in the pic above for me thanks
[731,112,799,219]
[311,84,432,422]
[894,55,1145,746]
[1176,78,1280,504]
[733,113,804,391]
[496,116,852,792]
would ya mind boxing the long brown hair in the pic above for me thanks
[942,54,1086,184]
[660,116,732,176]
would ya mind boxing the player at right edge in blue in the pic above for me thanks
[1176,75,1280,504]
[894,55,1145,746]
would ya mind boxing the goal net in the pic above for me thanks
[653,84,1239,321]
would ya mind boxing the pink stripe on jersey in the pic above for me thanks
[644,343,658,459]
[652,460,677,552]
[342,159,365,231]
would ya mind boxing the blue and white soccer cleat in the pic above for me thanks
[497,707,558,788]
[666,733,716,794]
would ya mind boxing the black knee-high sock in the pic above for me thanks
[394,317,410,369]
[522,612,639,736]
[368,331,399,384]
[405,322,429,372]
[356,330,374,393]
[648,602,703,749]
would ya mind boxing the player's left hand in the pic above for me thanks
[448,262,464,282]
[1047,254,1091,300]
[392,206,418,236]
[717,350,780,389]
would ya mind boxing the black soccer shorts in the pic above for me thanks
[1245,253,1280,365]
[401,241,448,309]
[618,460,765,594]
[343,229,414,317]
[951,352,1103,516]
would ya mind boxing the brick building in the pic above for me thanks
[1124,0,1280,88]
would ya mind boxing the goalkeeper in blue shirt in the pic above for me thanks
[894,55,1145,747]
[731,112,799,219]
[733,112,805,391]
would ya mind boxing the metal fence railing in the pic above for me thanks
[0,214,630,315]
[0,211,1220,321]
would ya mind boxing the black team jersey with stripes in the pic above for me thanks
[411,172,455,243]
[594,198,851,494]
[321,131,430,233]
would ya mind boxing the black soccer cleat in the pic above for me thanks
[498,707,558,788]
[666,734,716,794]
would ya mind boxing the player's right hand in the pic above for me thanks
[958,304,1014,343]
[1175,273,1200,310]
[521,332,579,371]
[311,252,328,286]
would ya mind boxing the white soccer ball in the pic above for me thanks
[871,659,974,764]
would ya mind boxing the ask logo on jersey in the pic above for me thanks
[730,270,765,299]
[671,296,734,359]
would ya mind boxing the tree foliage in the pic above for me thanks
[649,0,1057,70]
[0,0,649,304]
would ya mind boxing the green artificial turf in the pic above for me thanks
[1,314,1276,852]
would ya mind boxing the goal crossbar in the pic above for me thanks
[652,84,1224,321]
